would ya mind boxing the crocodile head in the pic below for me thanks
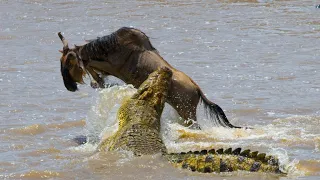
[131,66,173,116]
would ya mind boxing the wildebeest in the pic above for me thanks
[58,27,241,128]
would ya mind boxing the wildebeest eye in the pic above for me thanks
[63,53,77,67]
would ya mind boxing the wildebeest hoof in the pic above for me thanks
[188,122,201,130]
[90,81,100,89]
[105,83,119,88]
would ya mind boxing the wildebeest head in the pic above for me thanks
[58,32,85,92]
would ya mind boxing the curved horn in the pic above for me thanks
[58,32,69,49]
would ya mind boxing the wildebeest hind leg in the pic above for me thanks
[172,98,200,128]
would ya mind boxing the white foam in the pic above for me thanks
[81,85,320,176]
[68,143,98,153]
[84,85,136,142]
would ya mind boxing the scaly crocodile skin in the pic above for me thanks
[98,67,171,155]
[97,67,285,174]
[166,148,282,173]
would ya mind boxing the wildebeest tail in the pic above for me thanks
[198,89,241,128]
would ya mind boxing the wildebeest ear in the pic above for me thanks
[59,50,63,53]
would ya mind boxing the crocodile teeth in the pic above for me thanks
[224,148,232,154]
[250,151,259,158]
[216,148,224,154]
[208,149,215,154]
[232,148,241,155]
[257,153,266,161]
[240,149,250,157]
[200,150,207,155]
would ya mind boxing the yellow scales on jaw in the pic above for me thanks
[97,67,285,174]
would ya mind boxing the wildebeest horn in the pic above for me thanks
[58,32,69,50]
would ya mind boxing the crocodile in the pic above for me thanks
[97,67,285,174]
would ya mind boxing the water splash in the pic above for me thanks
[84,85,136,143]
[79,85,320,176]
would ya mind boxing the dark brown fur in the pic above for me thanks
[58,27,241,128]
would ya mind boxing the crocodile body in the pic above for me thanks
[166,148,281,173]
[97,67,284,174]
[97,67,170,155]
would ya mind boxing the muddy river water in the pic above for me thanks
[0,0,319,179]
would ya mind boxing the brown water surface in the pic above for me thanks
[0,0,319,179]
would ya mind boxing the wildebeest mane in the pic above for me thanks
[83,32,119,61]
[82,27,158,61]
